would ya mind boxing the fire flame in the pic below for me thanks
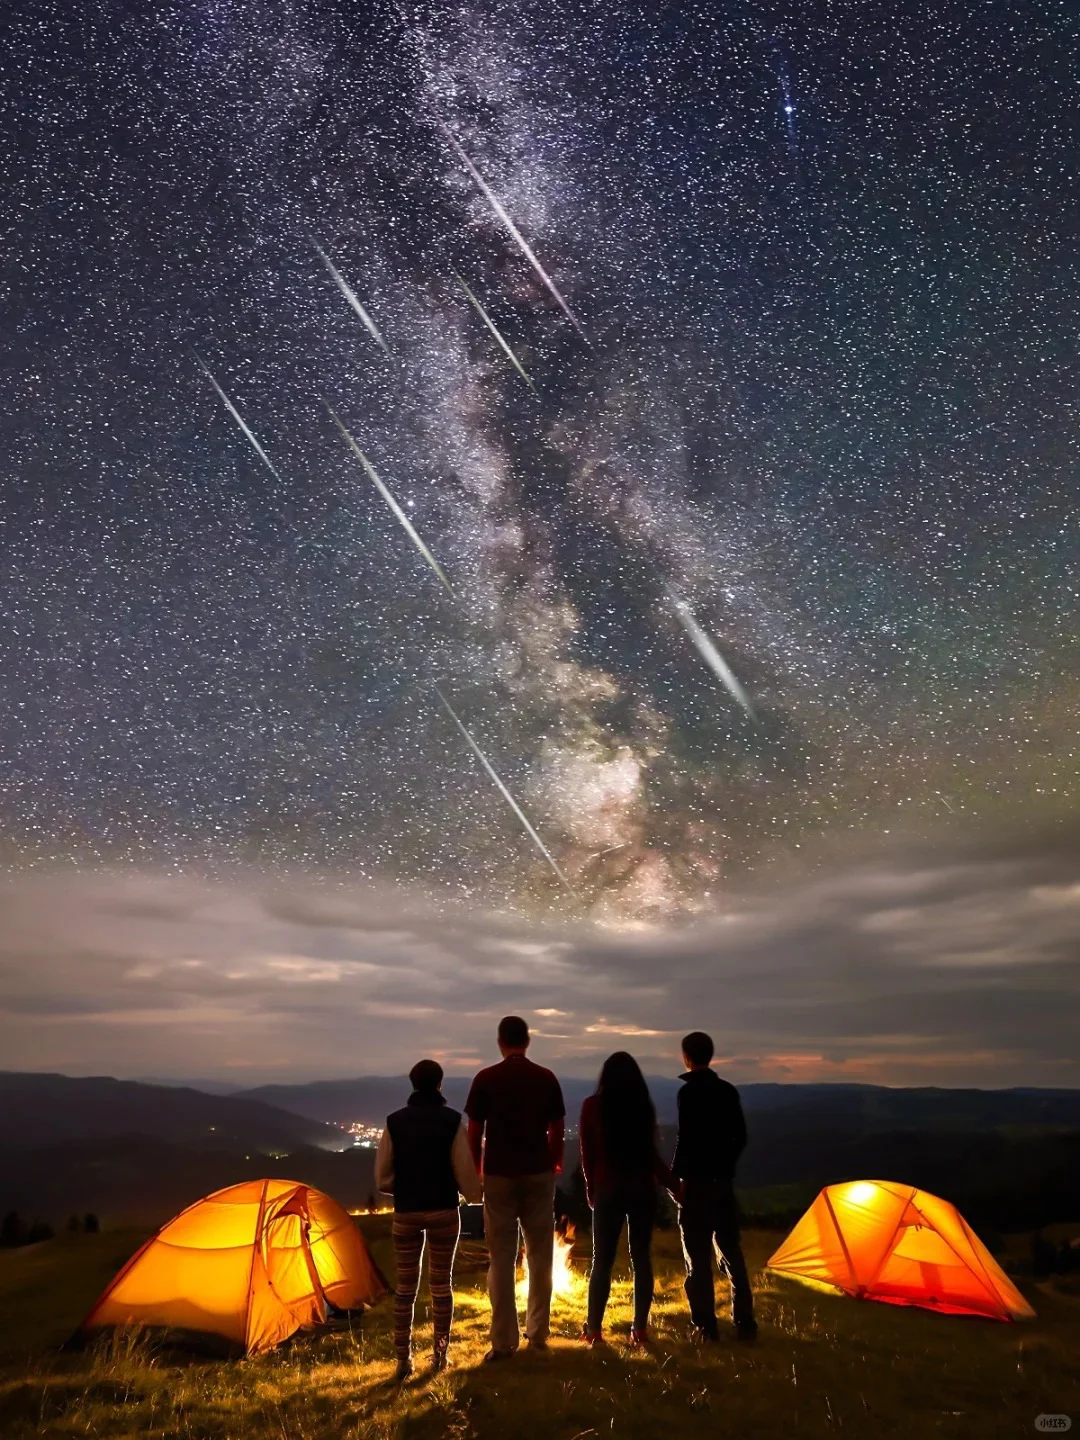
[516,1220,584,1303]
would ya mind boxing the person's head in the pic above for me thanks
[409,1058,444,1095]
[595,1051,656,1164]
[497,1015,530,1056]
[597,1050,648,1098]
[681,1031,714,1071]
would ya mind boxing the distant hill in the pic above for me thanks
[687,1107,1080,1232]
[133,1077,245,1096]
[241,1076,475,1125]
[234,1077,1080,1234]
[238,1075,1080,1131]
[735,1082,1080,1131]
[0,1073,341,1152]
[0,1137,377,1228]
[2,1074,1076,1234]
[238,1075,687,1123]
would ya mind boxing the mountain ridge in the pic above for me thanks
[0,1073,1076,1232]
[235,1075,1080,1128]
[0,1071,341,1151]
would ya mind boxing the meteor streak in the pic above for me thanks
[453,270,537,391]
[313,242,388,352]
[193,352,282,482]
[443,129,587,341]
[669,593,757,721]
[433,684,576,896]
[325,405,453,597]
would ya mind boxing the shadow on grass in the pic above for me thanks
[390,1254,1069,1440]
[394,1318,836,1440]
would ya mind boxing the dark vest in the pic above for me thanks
[386,1094,462,1213]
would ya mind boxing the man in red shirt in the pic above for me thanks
[465,1016,565,1360]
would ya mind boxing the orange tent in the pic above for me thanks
[767,1180,1034,1321]
[82,1179,388,1354]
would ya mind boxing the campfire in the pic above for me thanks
[517,1217,584,1303]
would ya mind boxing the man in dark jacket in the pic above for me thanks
[376,1059,482,1380]
[465,1016,565,1360]
[672,1030,757,1342]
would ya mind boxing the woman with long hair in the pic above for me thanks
[578,1051,675,1346]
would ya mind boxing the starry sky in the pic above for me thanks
[1,0,1078,1083]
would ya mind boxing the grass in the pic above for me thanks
[0,1219,1077,1438]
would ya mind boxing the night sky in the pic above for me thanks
[1,0,1078,1082]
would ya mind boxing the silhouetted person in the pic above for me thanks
[673,1031,757,1343]
[83,1214,100,1235]
[375,1059,481,1381]
[579,1051,676,1347]
[1,1211,22,1247]
[466,1016,565,1361]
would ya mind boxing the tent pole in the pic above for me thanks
[863,1186,917,1297]
[244,1180,271,1355]
[298,1189,329,1323]
[822,1189,863,1297]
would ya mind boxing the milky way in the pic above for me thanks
[2,0,1078,917]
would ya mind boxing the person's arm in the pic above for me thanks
[548,1073,566,1173]
[467,1117,485,1174]
[464,1073,485,1174]
[452,1119,483,1203]
[374,1127,394,1196]
[651,1125,676,1193]
[578,1101,597,1207]
[730,1087,748,1164]
[547,1118,565,1174]
[670,1085,684,1179]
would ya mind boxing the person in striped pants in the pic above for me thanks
[376,1059,482,1381]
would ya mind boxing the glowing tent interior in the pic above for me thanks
[82,1179,389,1354]
[767,1180,1034,1321]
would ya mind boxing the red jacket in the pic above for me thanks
[578,1094,674,1204]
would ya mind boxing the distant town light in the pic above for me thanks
[348,1121,383,1148]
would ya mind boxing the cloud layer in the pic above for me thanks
[1,837,1077,1086]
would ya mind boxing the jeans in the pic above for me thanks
[391,1208,461,1361]
[483,1172,556,1352]
[678,1178,755,1333]
[587,1185,656,1333]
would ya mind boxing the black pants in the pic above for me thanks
[678,1179,755,1333]
[587,1185,657,1333]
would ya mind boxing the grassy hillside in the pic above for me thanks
[0,1221,1076,1438]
